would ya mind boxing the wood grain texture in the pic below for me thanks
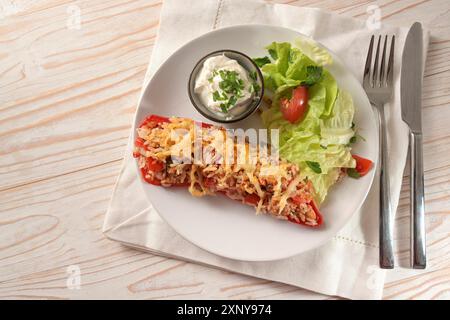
[0,0,449,300]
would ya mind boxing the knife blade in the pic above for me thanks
[400,22,426,269]
[401,22,423,133]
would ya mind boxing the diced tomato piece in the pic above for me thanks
[352,155,373,177]
[244,194,260,205]
[292,195,307,204]
[140,168,161,185]
[146,158,164,172]
[135,137,145,148]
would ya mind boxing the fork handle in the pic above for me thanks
[410,132,426,269]
[377,104,394,269]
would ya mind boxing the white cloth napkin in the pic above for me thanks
[103,0,428,299]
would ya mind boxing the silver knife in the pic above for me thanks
[400,22,426,269]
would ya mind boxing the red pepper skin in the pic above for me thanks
[133,138,146,158]
[200,122,213,128]
[140,168,161,186]
[310,200,323,226]
[138,114,171,128]
[135,114,323,227]
[140,114,213,129]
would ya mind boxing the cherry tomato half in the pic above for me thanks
[352,155,373,177]
[280,86,309,124]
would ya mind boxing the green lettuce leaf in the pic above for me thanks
[320,90,355,146]
[300,167,342,204]
[285,47,315,81]
[279,132,355,175]
[265,42,291,75]
[293,37,333,66]
[320,70,338,118]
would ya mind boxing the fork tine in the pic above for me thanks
[380,35,388,86]
[386,35,395,86]
[363,35,374,88]
[372,35,381,87]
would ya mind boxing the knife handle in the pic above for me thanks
[378,105,394,269]
[410,132,426,269]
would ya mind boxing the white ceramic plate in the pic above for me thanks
[133,25,378,261]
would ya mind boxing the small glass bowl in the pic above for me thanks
[188,49,264,123]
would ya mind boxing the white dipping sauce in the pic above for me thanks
[194,55,253,113]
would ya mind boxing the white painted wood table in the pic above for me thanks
[0,0,449,300]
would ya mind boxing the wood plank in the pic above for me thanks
[0,0,161,189]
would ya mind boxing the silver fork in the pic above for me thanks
[363,35,396,269]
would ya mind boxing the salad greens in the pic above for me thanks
[301,66,323,86]
[256,40,356,204]
[253,56,271,68]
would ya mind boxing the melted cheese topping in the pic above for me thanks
[140,118,301,214]
[278,174,303,215]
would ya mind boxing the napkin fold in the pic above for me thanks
[103,0,428,299]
